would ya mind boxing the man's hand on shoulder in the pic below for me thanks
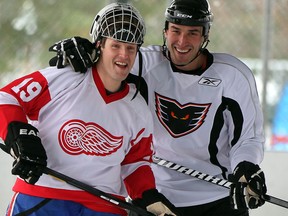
[49,36,97,73]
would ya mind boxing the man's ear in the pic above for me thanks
[162,28,168,44]
[96,40,101,48]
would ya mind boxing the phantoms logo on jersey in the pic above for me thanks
[155,93,211,138]
[58,119,123,156]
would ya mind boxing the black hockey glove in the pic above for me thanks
[0,121,47,184]
[132,189,179,216]
[229,161,267,210]
[49,36,96,73]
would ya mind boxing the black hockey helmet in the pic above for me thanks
[165,0,213,37]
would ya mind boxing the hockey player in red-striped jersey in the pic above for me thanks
[0,3,178,216]
[48,0,268,215]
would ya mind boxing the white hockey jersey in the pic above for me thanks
[131,45,265,207]
[0,66,155,215]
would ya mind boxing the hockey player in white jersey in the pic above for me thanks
[48,0,267,215]
[0,2,178,216]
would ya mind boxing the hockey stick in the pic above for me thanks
[42,167,154,216]
[152,156,288,209]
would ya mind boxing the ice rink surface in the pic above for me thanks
[1,151,287,215]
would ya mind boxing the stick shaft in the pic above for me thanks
[43,167,154,216]
[152,156,288,209]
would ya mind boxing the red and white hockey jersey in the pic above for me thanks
[131,45,265,207]
[0,66,155,215]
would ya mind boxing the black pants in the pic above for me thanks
[176,196,249,216]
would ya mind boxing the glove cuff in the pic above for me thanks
[4,121,40,157]
[230,161,261,182]
[132,189,178,214]
[133,189,159,208]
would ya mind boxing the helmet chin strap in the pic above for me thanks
[162,38,210,68]
[131,49,143,100]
